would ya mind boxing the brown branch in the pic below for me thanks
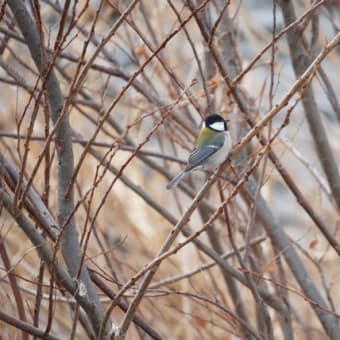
[0,237,29,340]
[0,310,59,340]
[280,0,340,211]
[7,0,108,334]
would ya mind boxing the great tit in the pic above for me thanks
[167,113,232,189]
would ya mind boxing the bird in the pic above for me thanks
[166,113,232,189]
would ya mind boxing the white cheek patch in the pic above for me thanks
[209,121,225,131]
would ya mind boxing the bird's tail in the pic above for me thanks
[166,170,188,189]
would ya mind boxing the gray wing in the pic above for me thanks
[186,138,224,172]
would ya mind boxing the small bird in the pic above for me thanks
[167,113,232,189]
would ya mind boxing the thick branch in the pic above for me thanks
[242,177,340,339]
[7,0,107,335]
[0,309,58,340]
[280,0,340,211]
[0,187,103,336]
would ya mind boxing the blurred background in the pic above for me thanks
[0,0,339,339]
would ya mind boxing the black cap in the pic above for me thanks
[205,114,228,131]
